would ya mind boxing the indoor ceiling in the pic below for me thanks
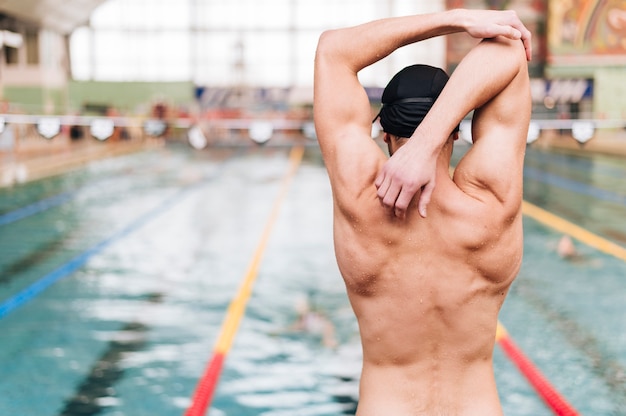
[0,0,109,34]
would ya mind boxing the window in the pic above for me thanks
[25,30,39,65]
[3,45,18,65]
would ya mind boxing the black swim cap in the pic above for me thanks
[374,64,459,138]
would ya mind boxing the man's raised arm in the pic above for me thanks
[314,9,531,155]
[372,10,532,219]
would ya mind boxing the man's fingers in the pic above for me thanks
[507,25,532,61]
[375,173,390,199]
[417,182,435,218]
[510,16,532,60]
[381,182,402,209]
[393,188,413,219]
[524,40,532,61]
[505,26,522,40]
[487,16,532,61]
[374,170,385,188]
[521,30,533,60]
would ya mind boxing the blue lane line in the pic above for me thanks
[0,159,166,227]
[526,149,626,179]
[0,190,182,319]
[524,166,626,207]
[0,167,224,320]
[0,191,77,227]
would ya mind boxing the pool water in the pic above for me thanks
[0,143,625,415]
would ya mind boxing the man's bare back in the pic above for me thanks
[314,9,532,416]
[334,152,523,414]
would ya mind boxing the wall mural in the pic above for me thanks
[549,0,626,64]
[445,0,546,70]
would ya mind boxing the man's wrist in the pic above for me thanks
[444,9,466,32]
[408,126,445,157]
[430,9,465,37]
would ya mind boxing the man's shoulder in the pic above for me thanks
[451,127,526,210]
[320,129,386,192]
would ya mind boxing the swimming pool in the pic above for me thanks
[0,142,624,415]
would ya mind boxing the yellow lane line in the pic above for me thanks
[522,200,626,262]
[448,166,626,262]
[215,145,305,354]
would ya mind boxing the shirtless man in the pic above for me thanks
[313,9,532,416]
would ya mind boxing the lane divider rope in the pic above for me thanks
[0,191,76,227]
[513,199,626,414]
[496,323,579,416]
[448,167,581,414]
[184,146,304,416]
[0,159,233,320]
[522,200,626,262]
[0,160,168,227]
[494,198,626,416]
[523,166,626,207]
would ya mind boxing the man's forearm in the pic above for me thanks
[317,10,462,74]
[317,7,530,87]
[411,36,527,148]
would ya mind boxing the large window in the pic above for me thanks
[70,0,445,87]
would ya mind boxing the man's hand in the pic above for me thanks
[374,9,531,219]
[374,136,438,219]
[460,9,532,61]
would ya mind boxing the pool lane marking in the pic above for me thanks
[449,164,625,261]
[495,324,580,416]
[459,160,626,412]
[495,199,625,415]
[518,201,626,413]
[524,166,626,207]
[448,167,580,414]
[526,150,626,180]
[184,146,305,416]
[0,160,232,320]
[0,191,76,226]
[0,234,68,285]
[0,156,179,227]
[0,190,180,319]
[522,200,626,262]
[501,200,626,415]
[515,278,626,408]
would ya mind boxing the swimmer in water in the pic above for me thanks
[557,235,578,259]
[291,295,338,349]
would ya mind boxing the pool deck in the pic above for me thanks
[0,138,164,188]
[1,129,624,188]
[533,129,626,158]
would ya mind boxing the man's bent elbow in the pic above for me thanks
[315,30,341,61]
[481,36,527,75]
[495,36,527,64]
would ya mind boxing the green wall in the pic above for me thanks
[68,81,195,114]
[593,68,626,120]
[3,81,195,115]
[2,86,67,114]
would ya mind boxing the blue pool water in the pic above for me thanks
[0,142,625,415]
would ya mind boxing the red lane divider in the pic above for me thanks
[449,166,583,415]
[184,353,225,416]
[496,323,580,416]
[185,162,582,416]
[184,147,305,416]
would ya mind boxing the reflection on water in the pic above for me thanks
[524,147,626,244]
[59,322,149,416]
[1,145,625,415]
